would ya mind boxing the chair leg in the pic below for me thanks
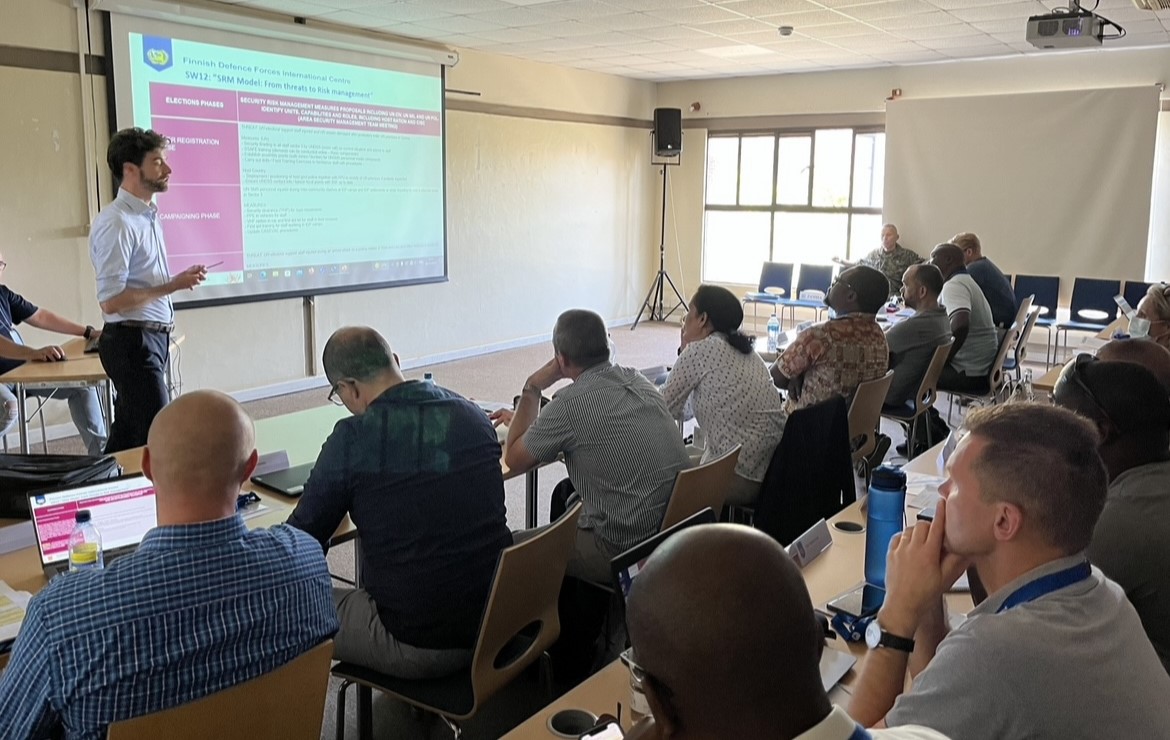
[336,679,352,740]
[358,685,373,740]
[439,716,463,740]
[539,651,555,701]
[37,406,47,454]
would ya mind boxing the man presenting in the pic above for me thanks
[836,224,922,295]
[0,252,107,454]
[89,128,208,452]
[847,404,1170,738]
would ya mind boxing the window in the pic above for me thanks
[702,128,886,285]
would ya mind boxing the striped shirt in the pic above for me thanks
[661,334,786,482]
[523,363,690,554]
[0,516,338,740]
[89,188,174,324]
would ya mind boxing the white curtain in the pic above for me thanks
[884,86,1160,302]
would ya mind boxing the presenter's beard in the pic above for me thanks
[143,176,169,193]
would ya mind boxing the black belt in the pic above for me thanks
[107,320,174,334]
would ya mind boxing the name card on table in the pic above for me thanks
[787,518,833,568]
[253,450,291,476]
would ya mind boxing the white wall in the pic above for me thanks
[657,47,1170,297]
[3,1,659,428]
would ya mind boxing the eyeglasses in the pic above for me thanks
[620,647,674,701]
[831,275,856,294]
[1059,354,1117,428]
[327,380,346,406]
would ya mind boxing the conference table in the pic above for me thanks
[0,335,185,455]
[503,442,955,738]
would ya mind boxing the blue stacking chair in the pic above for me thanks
[1013,275,1059,367]
[1122,280,1153,313]
[776,263,836,326]
[743,262,795,326]
[1054,277,1121,363]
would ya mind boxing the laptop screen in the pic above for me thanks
[611,508,717,598]
[28,476,157,567]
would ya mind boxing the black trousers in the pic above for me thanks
[98,324,170,453]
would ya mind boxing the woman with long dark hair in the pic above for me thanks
[661,285,786,505]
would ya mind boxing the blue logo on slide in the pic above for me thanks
[143,36,173,71]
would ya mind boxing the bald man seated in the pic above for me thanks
[287,326,511,679]
[0,391,338,740]
[1054,343,1170,673]
[624,524,949,740]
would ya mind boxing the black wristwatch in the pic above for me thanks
[83,325,95,340]
[865,620,915,653]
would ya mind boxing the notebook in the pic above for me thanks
[28,475,157,578]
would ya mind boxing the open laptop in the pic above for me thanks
[250,462,314,498]
[28,475,158,578]
[610,508,856,691]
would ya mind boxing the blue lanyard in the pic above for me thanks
[995,561,1092,614]
[850,725,872,740]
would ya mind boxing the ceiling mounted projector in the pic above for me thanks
[1026,10,1103,48]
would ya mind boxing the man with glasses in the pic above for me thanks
[847,404,1170,737]
[0,251,107,455]
[286,326,511,680]
[623,524,948,740]
[1054,347,1170,673]
[771,265,890,412]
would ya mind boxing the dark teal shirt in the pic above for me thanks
[288,380,511,649]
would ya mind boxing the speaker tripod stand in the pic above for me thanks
[632,161,687,330]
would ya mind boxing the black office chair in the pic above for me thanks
[1122,280,1153,313]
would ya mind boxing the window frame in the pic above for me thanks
[702,126,886,283]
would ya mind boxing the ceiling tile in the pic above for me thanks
[325,2,453,22]
[622,39,688,53]
[718,0,828,15]
[950,1,1046,22]
[588,12,676,30]
[759,9,854,26]
[402,0,514,13]
[919,32,1001,46]
[618,0,709,9]
[797,21,879,37]
[730,28,795,43]
[517,20,607,36]
[835,0,940,20]
[464,6,560,26]
[557,30,650,45]
[283,0,377,9]
[535,0,629,17]
[696,17,781,35]
[628,24,724,40]
[471,26,548,42]
[871,11,961,29]
[412,15,505,33]
[316,9,390,27]
[645,4,745,24]
[240,0,339,14]
[971,18,1022,33]
[925,0,1026,8]
[900,23,981,38]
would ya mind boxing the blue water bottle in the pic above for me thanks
[865,465,907,588]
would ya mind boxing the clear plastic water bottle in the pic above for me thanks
[423,372,434,384]
[1020,369,1035,402]
[68,510,104,572]
[766,313,780,353]
[864,465,906,588]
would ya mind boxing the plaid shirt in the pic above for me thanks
[0,516,338,740]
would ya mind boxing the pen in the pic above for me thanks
[205,261,225,269]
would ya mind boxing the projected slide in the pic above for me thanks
[124,33,446,304]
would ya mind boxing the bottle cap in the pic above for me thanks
[870,465,906,490]
[75,509,92,523]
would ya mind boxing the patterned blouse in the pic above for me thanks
[775,313,889,412]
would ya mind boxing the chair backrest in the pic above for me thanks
[795,264,835,295]
[1014,306,1042,368]
[1068,277,1122,325]
[910,339,954,417]
[1123,280,1152,313]
[757,262,795,294]
[1010,294,1034,336]
[10,327,24,346]
[1013,275,1059,319]
[986,320,1021,394]
[106,640,334,740]
[847,371,894,464]
[467,501,582,710]
[660,446,740,531]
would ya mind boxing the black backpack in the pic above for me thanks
[0,454,122,518]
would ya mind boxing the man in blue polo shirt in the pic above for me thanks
[0,390,337,740]
[847,404,1170,738]
[0,251,107,455]
[288,326,512,679]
